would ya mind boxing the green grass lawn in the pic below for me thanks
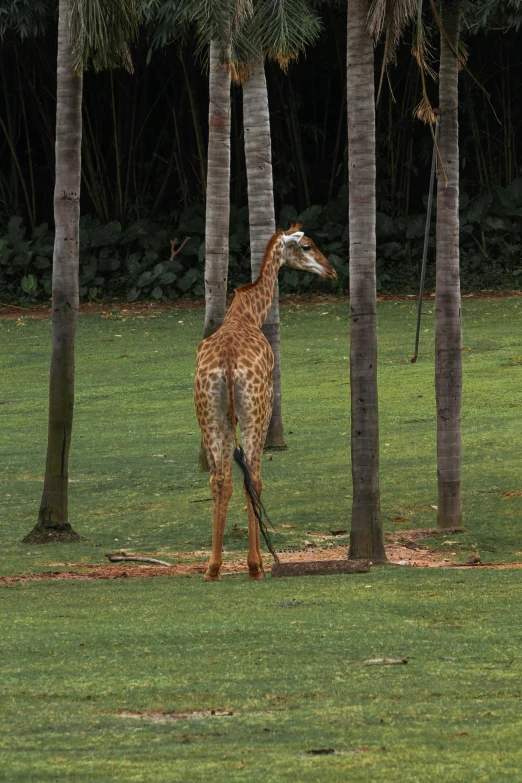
[0,299,521,570]
[2,570,522,782]
[1,299,522,781]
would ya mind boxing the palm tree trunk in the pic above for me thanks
[243,56,286,449]
[435,0,463,530]
[199,40,232,471]
[23,0,82,543]
[203,39,231,340]
[346,0,386,561]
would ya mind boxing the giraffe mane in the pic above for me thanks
[234,230,284,295]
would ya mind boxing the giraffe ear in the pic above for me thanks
[282,231,304,246]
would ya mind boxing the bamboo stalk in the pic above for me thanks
[123,73,138,213]
[16,53,36,230]
[287,79,310,208]
[83,104,111,220]
[180,46,206,195]
[82,112,108,222]
[172,107,189,208]
[411,118,439,363]
[0,116,34,229]
[328,81,346,201]
[1,53,19,212]
[151,142,176,216]
[110,71,123,220]
[465,90,485,189]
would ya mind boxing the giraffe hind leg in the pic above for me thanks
[240,435,268,580]
[200,424,234,582]
[205,466,233,581]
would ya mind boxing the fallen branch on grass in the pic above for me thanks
[105,553,173,567]
[271,560,370,577]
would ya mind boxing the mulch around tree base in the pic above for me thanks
[2,535,521,585]
[22,529,86,545]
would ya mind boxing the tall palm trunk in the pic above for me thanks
[346,0,386,561]
[243,56,286,449]
[23,0,82,543]
[199,40,232,470]
[203,39,231,339]
[435,0,463,529]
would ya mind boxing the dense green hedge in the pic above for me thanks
[1,184,522,304]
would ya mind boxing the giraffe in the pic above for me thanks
[194,224,337,581]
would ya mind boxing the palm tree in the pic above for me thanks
[196,37,232,471]
[241,1,321,448]
[23,0,138,544]
[435,0,463,529]
[346,0,386,561]
[368,0,463,531]
[203,38,232,340]
[345,0,415,559]
[242,56,285,446]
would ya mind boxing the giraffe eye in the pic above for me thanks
[302,244,311,251]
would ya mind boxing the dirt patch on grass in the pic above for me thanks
[2,534,522,585]
[117,709,234,722]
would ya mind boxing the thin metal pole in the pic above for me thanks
[411,117,440,363]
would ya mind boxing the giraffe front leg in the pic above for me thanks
[205,472,233,582]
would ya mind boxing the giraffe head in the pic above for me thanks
[280,223,337,280]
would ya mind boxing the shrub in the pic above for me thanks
[1,185,521,304]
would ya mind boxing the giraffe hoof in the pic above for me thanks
[248,568,265,581]
[204,570,220,582]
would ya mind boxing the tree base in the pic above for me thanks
[436,524,464,533]
[348,532,388,562]
[263,431,287,450]
[437,515,464,531]
[263,443,288,452]
[22,526,85,544]
[348,556,389,565]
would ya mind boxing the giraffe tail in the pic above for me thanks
[233,446,280,565]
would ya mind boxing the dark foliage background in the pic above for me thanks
[1,0,521,300]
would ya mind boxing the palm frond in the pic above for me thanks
[142,0,188,52]
[180,0,258,67]
[368,0,417,66]
[69,0,140,73]
[412,0,437,81]
[368,0,417,103]
[414,96,436,124]
[231,0,254,31]
[255,0,322,69]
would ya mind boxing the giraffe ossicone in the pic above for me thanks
[194,224,337,581]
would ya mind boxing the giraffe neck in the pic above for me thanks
[226,233,283,328]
